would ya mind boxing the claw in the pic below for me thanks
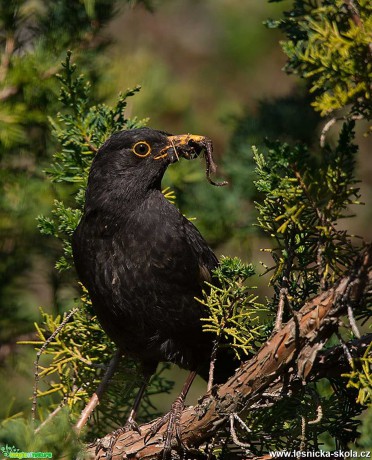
[144,396,185,459]
[96,419,140,460]
[126,416,142,435]
[144,412,170,445]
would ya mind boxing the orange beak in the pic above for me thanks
[154,133,228,187]
[154,134,212,161]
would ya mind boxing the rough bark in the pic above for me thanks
[87,247,372,460]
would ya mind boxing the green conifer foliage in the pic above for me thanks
[268,0,372,119]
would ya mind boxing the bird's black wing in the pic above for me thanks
[181,216,219,287]
[72,193,219,370]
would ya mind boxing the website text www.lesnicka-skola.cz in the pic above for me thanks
[269,450,371,458]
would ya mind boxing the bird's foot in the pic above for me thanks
[144,396,185,459]
[96,416,141,460]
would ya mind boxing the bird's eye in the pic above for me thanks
[132,141,151,157]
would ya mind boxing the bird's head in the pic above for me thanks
[85,127,215,211]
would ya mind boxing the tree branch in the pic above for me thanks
[0,35,15,82]
[0,85,18,101]
[88,246,371,459]
[75,349,122,434]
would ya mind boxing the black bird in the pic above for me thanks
[72,127,233,455]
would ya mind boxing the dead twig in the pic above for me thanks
[74,349,122,434]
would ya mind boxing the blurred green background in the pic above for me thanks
[0,0,370,426]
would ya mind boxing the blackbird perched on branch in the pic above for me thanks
[72,127,234,457]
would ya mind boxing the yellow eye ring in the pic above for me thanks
[132,141,151,157]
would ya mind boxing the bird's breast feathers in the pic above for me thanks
[75,191,214,298]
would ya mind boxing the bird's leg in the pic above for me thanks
[145,370,197,458]
[98,379,149,460]
[123,379,148,433]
